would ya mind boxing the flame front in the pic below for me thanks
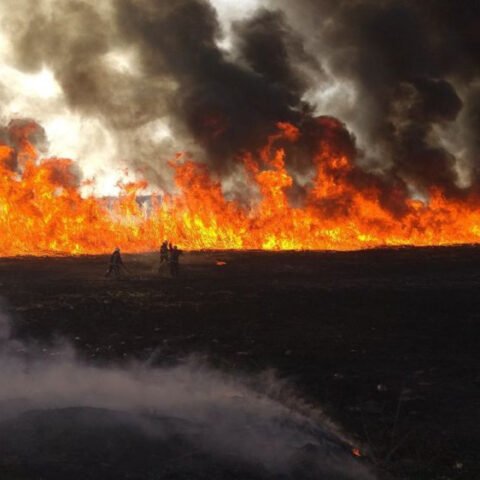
[1,119,480,256]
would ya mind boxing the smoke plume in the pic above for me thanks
[0,303,374,478]
[0,0,478,205]
[271,0,480,196]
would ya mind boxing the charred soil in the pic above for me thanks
[0,247,479,479]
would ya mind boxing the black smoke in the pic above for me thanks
[2,0,480,206]
[115,1,320,173]
[272,0,480,197]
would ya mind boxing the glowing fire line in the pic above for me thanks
[1,120,480,256]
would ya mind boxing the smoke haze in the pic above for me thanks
[0,304,374,478]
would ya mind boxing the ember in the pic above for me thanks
[2,120,480,256]
[352,448,362,458]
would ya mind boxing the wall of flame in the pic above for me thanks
[1,121,480,256]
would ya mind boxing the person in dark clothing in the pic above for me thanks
[105,247,126,278]
[159,241,169,264]
[169,245,182,277]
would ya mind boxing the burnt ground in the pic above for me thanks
[0,247,479,479]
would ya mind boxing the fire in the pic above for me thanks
[1,118,480,256]
[352,448,362,458]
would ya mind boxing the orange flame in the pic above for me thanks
[1,119,480,256]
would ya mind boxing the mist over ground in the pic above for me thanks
[0,301,373,479]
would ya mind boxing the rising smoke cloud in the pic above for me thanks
[0,0,478,204]
[271,0,480,195]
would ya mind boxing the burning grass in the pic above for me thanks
[2,119,480,256]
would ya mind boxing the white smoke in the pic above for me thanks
[0,1,161,196]
[0,303,374,478]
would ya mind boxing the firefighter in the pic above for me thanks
[169,245,182,277]
[105,247,127,278]
[159,241,169,271]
